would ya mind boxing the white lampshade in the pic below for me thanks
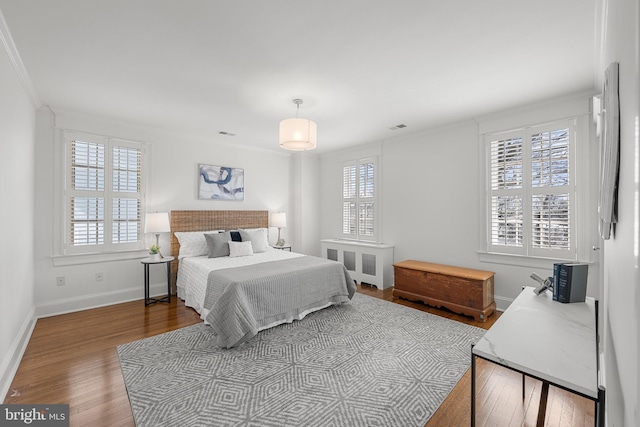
[271,212,287,228]
[144,212,171,233]
[279,118,317,151]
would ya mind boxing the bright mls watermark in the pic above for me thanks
[0,405,68,426]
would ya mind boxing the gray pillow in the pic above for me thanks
[239,228,269,253]
[204,231,231,258]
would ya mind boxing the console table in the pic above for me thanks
[471,286,604,426]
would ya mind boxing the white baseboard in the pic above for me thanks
[0,307,37,401]
[35,283,170,318]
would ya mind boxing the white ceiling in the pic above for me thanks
[0,0,599,154]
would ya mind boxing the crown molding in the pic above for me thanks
[0,9,41,108]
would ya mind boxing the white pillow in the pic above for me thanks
[174,230,224,259]
[239,228,269,253]
[229,240,254,257]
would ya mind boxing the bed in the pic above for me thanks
[170,210,356,348]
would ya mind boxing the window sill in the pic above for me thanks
[52,250,149,267]
[322,238,394,248]
[477,251,591,270]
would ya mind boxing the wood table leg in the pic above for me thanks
[536,381,550,427]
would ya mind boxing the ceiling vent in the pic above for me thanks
[389,124,407,130]
[218,131,236,136]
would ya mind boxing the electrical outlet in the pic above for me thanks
[56,276,65,286]
[95,272,104,282]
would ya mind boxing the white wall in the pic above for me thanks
[0,30,36,398]
[33,108,292,316]
[291,153,321,256]
[320,94,601,309]
[381,121,479,264]
[599,0,640,425]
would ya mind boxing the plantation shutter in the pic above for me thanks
[490,135,524,249]
[70,140,106,246]
[65,131,145,254]
[342,163,357,236]
[530,127,571,250]
[358,161,375,237]
[112,144,142,244]
[486,120,575,259]
[342,158,377,241]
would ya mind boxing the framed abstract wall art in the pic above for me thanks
[198,164,244,201]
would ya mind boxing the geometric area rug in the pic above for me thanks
[117,293,485,427]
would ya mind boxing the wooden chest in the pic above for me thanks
[392,260,495,321]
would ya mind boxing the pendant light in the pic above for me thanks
[279,99,317,151]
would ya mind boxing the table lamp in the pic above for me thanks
[144,212,171,257]
[271,212,287,247]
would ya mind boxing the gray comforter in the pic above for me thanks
[203,255,356,348]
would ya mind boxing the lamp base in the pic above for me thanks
[276,227,285,247]
[155,233,164,258]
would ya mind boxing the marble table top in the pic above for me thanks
[473,286,598,398]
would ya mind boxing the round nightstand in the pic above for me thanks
[271,244,292,252]
[141,256,175,306]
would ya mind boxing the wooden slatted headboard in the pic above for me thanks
[169,210,269,292]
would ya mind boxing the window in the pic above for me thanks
[64,131,145,255]
[485,120,577,260]
[342,157,377,241]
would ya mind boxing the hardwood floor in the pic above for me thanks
[4,285,594,427]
